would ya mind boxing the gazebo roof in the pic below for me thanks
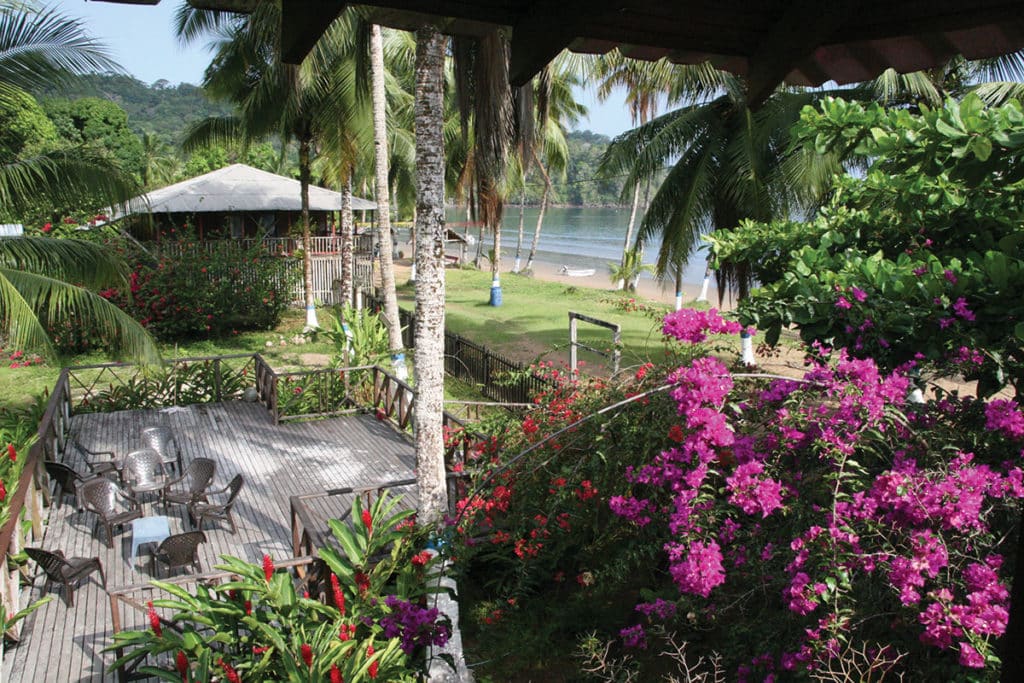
[116,164,376,218]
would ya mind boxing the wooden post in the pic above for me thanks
[569,314,578,373]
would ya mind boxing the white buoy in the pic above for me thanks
[740,330,756,366]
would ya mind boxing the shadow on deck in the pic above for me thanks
[4,401,416,683]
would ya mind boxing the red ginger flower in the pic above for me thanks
[252,646,269,655]
[300,643,313,668]
[217,658,241,683]
[355,571,370,594]
[367,644,378,678]
[175,650,188,678]
[411,551,431,567]
[263,554,274,582]
[340,623,356,641]
[7,443,15,462]
[147,601,162,637]
[331,573,346,614]
[244,600,252,616]
[330,663,344,683]
[0,480,6,502]
[361,509,373,533]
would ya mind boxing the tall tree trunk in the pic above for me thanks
[474,216,485,268]
[630,178,653,291]
[513,184,525,273]
[617,182,642,290]
[489,211,502,303]
[413,26,448,527]
[339,173,354,308]
[370,23,406,378]
[299,136,317,329]
[524,152,551,273]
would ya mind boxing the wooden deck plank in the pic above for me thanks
[4,402,416,682]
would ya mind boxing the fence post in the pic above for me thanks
[214,358,223,401]
[569,314,578,374]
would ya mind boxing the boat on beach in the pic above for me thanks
[559,265,597,277]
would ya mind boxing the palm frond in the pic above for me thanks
[0,236,126,288]
[972,81,1024,107]
[0,3,120,90]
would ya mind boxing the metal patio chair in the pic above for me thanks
[151,531,207,577]
[24,547,105,607]
[189,474,244,534]
[79,477,143,547]
[162,457,216,510]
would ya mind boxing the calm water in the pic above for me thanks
[444,206,710,286]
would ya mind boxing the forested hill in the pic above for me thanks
[32,73,628,206]
[31,73,232,143]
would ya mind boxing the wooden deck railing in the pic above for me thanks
[0,369,73,641]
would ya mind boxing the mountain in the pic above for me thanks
[32,73,232,144]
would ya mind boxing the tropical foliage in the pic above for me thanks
[453,310,1023,681]
[109,494,450,682]
[714,95,1024,395]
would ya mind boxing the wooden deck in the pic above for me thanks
[3,401,416,683]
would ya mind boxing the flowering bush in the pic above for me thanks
[109,493,450,681]
[100,231,294,343]
[454,308,1024,680]
[0,397,45,533]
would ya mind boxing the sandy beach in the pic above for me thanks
[393,242,728,310]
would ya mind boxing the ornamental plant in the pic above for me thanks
[713,95,1024,395]
[100,229,295,343]
[109,493,451,682]
[454,308,1024,680]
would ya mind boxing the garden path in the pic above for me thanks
[3,402,416,682]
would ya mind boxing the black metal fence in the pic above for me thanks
[364,294,550,404]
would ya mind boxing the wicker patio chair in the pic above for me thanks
[24,547,105,607]
[43,461,95,509]
[66,437,120,479]
[121,449,166,504]
[162,458,216,510]
[151,531,207,577]
[141,426,182,475]
[189,474,244,534]
[79,477,143,547]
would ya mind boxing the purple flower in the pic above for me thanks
[850,286,867,302]
[666,540,725,597]
[726,461,784,518]
[952,297,975,322]
[619,624,647,649]
[835,296,852,310]
[959,642,985,668]
[943,269,958,284]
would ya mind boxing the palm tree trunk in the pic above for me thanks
[339,173,354,308]
[513,185,525,273]
[617,182,641,290]
[524,151,551,273]
[489,212,502,304]
[299,136,317,329]
[630,179,653,291]
[370,23,406,379]
[413,26,448,526]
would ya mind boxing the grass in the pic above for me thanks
[396,268,703,374]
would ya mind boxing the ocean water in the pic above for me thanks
[445,206,710,287]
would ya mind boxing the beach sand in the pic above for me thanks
[392,246,729,310]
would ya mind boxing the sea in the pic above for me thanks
[443,206,711,288]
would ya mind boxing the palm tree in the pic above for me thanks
[177,3,365,332]
[0,1,157,362]
[522,52,586,274]
[592,52,678,290]
[140,133,179,188]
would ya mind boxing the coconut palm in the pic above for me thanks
[140,132,179,188]
[177,3,367,331]
[0,1,156,362]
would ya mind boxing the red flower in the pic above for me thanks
[668,424,685,443]
[330,663,344,683]
[361,509,373,533]
[355,571,370,594]
[411,550,431,567]
[300,643,313,668]
[6,443,15,462]
[244,600,252,616]
[217,658,241,683]
[522,417,539,435]
[263,554,274,582]
[339,623,356,641]
[147,601,162,637]
[367,644,378,678]
[252,646,269,655]
[41,222,51,233]
[375,408,386,421]
[331,573,346,614]
[175,650,188,679]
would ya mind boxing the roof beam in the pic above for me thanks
[744,0,860,106]
[508,1,622,86]
[280,0,348,64]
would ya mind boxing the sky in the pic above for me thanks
[56,0,637,138]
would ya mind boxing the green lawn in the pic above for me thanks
[397,268,700,373]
